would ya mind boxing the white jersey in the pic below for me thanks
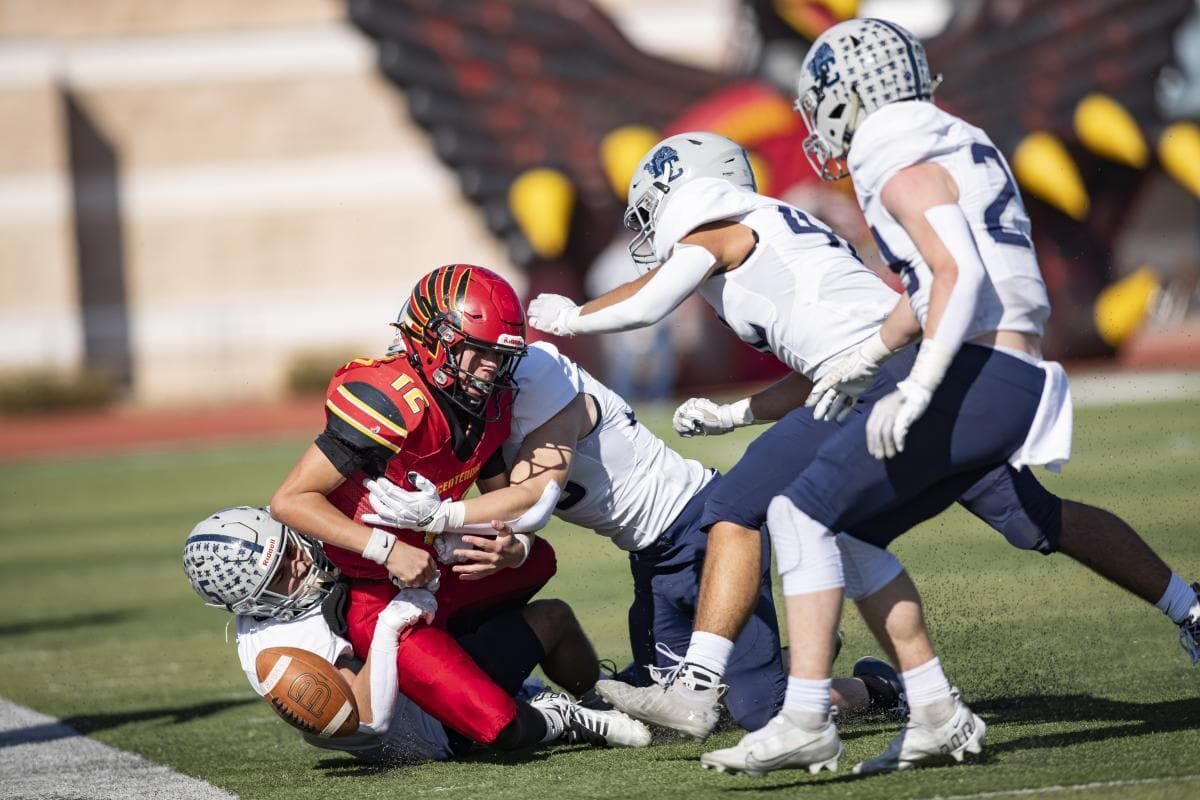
[508,342,712,551]
[656,177,898,382]
[235,610,451,763]
[849,100,1051,338]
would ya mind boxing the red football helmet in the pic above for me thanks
[392,264,527,419]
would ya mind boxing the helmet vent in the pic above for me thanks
[828,103,846,120]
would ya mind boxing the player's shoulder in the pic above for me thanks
[657,178,771,262]
[325,356,434,445]
[511,342,584,438]
[849,101,962,193]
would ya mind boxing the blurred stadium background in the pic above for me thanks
[1,0,1197,415]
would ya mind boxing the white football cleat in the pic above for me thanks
[566,704,652,748]
[853,692,986,774]
[593,674,724,740]
[1178,585,1200,666]
[700,710,842,777]
[593,643,726,739]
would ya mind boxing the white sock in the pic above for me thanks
[783,676,831,717]
[684,631,733,678]
[902,657,952,715]
[1155,573,1198,624]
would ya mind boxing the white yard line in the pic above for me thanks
[0,697,236,800]
[926,773,1200,800]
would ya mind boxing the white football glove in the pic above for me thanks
[376,588,438,633]
[432,532,471,564]
[865,380,932,459]
[806,332,895,423]
[672,397,753,437]
[527,293,581,337]
[363,472,451,534]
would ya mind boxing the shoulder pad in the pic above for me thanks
[656,178,772,263]
[324,360,432,454]
[849,101,956,196]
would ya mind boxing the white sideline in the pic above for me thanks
[0,697,236,800]
[926,773,1200,799]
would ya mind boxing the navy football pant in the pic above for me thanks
[782,343,1061,549]
[702,344,1061,553]
[628,475,786,731]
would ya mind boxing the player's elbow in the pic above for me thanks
[268,486,302,529]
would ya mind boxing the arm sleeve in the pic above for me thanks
[569,244,716,333]
[923,203,986,353]
[448,480,563,535]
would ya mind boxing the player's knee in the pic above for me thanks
[999,492,1063,555]
[766,496,843,595]
[838,534,903,600]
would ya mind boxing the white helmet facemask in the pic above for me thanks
[625,132,757,270]
[796,18,941,181]
[182,506,338,621]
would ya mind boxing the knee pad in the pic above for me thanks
[836,533,904,600]
[963,467,1063,554]
[766,496,844,596]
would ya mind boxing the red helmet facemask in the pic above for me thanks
[391,265,527,420]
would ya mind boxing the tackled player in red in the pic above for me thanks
[271,264,557,749]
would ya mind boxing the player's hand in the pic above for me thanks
[864,380,932,459]
[384,540,439,589]
[527,294,581,337]
[807,333,894,422]
[377,588,438,633]
[364,473,450,534]
[672,397,752,437]
[452,521,528,581]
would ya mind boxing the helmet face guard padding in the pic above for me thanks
[394,265,527,421]
[182,506,338,621]
[796,18,941,181]
[625,132,758,269]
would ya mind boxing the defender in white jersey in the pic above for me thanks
[365,342,909,734]
[716,17,1200,778]
[182,507,653,763]
[523,130,1076,751]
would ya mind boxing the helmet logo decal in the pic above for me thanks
[808,42,840,90]
[497,333,525,347]
[645,146,683,182]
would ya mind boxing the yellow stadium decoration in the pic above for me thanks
[508,168,575,260]
[1158,121,1200,200]
[1073,94,1148,168]
[747,151,772,197]
[600,126,661,199]
[1093,266,1160,348]
[773,0,858,40]
[1013,131,1090,220]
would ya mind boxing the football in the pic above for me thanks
[254,646,359,738]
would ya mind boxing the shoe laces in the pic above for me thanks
[646,642,686,687]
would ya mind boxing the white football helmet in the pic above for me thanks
[625,132,757,268]
[796,18,940,180]
[182,506,338,620]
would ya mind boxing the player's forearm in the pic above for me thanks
[571,244,715,333]
[449,480,563,533]
[579,270,656,315]
[271,489,373,554]
[749,371,815,421]
[879,294,922,351]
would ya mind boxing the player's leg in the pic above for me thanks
[600,412,839,736]
[438,536,558,627]
[456,602,651,749]
[344,580,520,746]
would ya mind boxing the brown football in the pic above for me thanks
[255,646,359,738]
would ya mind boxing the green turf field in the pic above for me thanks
[2,398,1198,799]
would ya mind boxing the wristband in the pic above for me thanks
[729,397,755,427]
[513,534,533,567]
[444,501,466,532]
[362,528,397,565]
[860,330,896,364]
[909,339,955,392]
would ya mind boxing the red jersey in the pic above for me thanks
[316,355,511,579]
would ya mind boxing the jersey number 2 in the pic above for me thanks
[970,144,1032,249]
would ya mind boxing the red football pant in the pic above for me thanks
[345,539,557,744]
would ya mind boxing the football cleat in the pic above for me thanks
[700,710,842,777]
[852,656,907,718]
[1179,585,1200,665]
[853,690,986,774]
[565,704,652,748]
[593,644,726,739]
